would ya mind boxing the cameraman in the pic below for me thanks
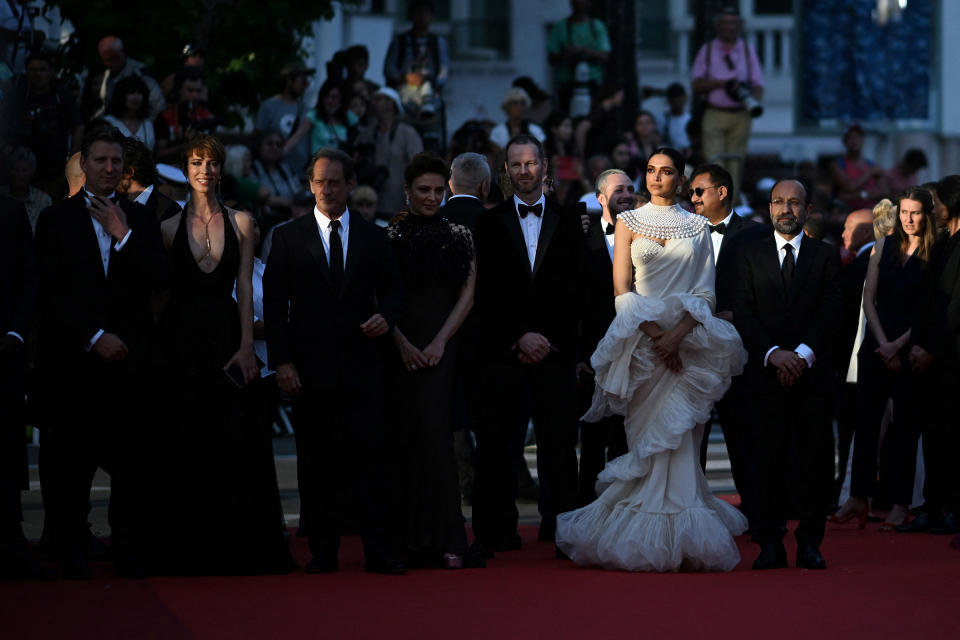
[690,6,763,197]
[154,65,217,163]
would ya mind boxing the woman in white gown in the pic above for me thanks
[556,147,749,572]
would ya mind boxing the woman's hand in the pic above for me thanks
[396,333,429,372]
[885,355,902,374]
[226,345,259,385]
[652,329,684,372]
[875,341,900,363]
[422,339,446,367]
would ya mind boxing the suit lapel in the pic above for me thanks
[73,193,107,282]
[503,205,530,278]
[760,234,787,301]
[717,212,744,264]
[532,206,559,280]
[788,234,816,301]
[302,216,333,286]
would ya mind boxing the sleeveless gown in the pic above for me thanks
[556,203,749,572]
[148,212,292,575]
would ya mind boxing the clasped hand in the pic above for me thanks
[875,341,902,373]
[642,322,683,373]
[514,332,553,364]
[87,195,130,241]
[769,348,806,387]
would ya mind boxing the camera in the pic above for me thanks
[725,80,763,118]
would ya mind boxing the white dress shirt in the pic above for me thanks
[764,232,815,367]
[133,184,154,205]
[709,211,735,264]
[602,214,616,261]
[83,189,133,350]
[314,206,350,268]
[514,193,545,270]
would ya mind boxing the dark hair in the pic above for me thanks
[666,82,687,98]
[314,79,346,123]
[690,163,734,203]
[647,146,685,176]
[408,0,434,19]
[403,152,448,186]
[771,177,812,206]
[122,137,157,186]
[936,175,960,221]
[181,133,226,171]
[896,187,936,261]
[902,148,928,172]
[345,45,369,65]
[106,74,150,119]
[174,65,204,94]
[306,148,355,183]
[80,124,126,158]
[504,133,544,162]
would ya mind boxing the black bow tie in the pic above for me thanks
[518,203,543,219]
[709,222,727,235]
[604,222,615,235]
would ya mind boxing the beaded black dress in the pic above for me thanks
[148,212,292,575]
[386,212,475,565]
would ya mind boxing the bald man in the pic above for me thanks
[81,36,164,121]
[64,153,85,197]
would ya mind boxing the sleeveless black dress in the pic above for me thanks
[148,212,292,575]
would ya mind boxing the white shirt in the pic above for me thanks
[513,194,545,270]
[314,206,350,268]
[708,211,735,264]
[601,214,616,261]
[133,184,154,205]
[764,231,815,368]
[448,194,479,202]
[83,189,133,350]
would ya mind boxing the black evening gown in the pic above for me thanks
[148,212,292,575]
[387,213,474,564]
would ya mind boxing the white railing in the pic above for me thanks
[672,15,794,78]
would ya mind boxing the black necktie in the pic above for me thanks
[604,222,615,235]
[328,219,344,286]
[518,203,543,219]
[709,222,726,235]
[781,243,795,287]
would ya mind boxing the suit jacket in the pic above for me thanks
[475,198,586,364]
[714,212,767,314]
[732,232,842,394]
[262,212,404,384]
[34,192,168,374]
[440,195,485,231]
[580,215,615,362]
[913,230,960,372]
[0,196,37,339]
[142,187,182,223]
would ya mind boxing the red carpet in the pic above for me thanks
[3,522,959,640]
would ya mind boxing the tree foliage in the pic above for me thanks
[48,0,344,124]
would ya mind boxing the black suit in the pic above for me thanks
[577,216,626,503]
[0,197,37,556]
[136,187,182,223]
[701,213,767,504]
[34,191,167,565]
[263,212,404,563]
[472,197,585,545]
[440,195,485,231]
[733,233,841,548]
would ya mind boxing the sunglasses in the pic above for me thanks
[692,185,720,197]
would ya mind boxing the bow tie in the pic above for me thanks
[709,222,727,235]
[518,203,543,219]
[604,222,615,235]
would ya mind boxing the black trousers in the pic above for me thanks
[39,360,148,561]
[701,380,755,515]
[0,350,27,548]
[292,373,392,563]
[833,381,857,505]
[577,371,626,505]
[919,367,960,516]
[850,350,921,506]
[472,356,579,545]
[748,387,834,548]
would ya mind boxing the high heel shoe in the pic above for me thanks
[880,506,909,531]
[827,503,868,529]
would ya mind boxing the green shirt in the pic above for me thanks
[547,17,611,85]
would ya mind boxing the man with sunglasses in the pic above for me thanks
[690,7,764,198]
[690,164,765,519]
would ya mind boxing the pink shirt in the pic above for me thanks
[690,38,764,109]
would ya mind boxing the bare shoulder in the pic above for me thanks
[226,207,255,236]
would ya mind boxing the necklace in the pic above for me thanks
[189,207,222,257]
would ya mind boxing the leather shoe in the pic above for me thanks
[62,555,91,580]
[930,512,960,535]
[555,545,570,560]
[492,534,522,552]
[305,556,338,574]
[365,556,407,575]
[895,511,932,533]
[468,539,494,560]
[796,544,826,570]
[752,543,787,570]
[538,520,556,543]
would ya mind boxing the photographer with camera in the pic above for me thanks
[153,66,219,163]
[547,0,611,116]
[690,6,763,197]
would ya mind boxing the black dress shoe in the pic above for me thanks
[492,534,522,552]
[62,555,91,580]
[555,545,570,560]
[305,556,338,574]
[895,511,932,533]
[930,513,960,535]
[468,539,494,560]
[538,520,556,543]
[752,543,787,570]
[796,544,826,570]
[87,536,112,561]
[365,556,407,575]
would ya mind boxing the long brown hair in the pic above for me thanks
[896,187,936,261]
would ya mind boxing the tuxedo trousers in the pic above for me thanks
[577,372,626,505]
[920,367,960,515]
[38,358,148,560]
[747,386,834,547]
[0,350,27,546]
[713,384,755,515]
[291,373,392,562]
[472,356,579,545]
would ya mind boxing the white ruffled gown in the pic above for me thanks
[556,203,749,572]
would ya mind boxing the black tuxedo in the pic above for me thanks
[733,232,841,548]
[472,197,585,545]
[701,213,766,503]
[440,195,484,231]
[0,197,36,554]
[34,191,167,565]
[577,216,626,502]
[263,212,404,563]
[136,187,182,223]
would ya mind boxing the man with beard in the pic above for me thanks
[732,178,841,570]
[471,134,585,557]
[576,169,633,502]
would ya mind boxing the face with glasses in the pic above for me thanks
[690,173,728,221]
[768,180,809,238]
